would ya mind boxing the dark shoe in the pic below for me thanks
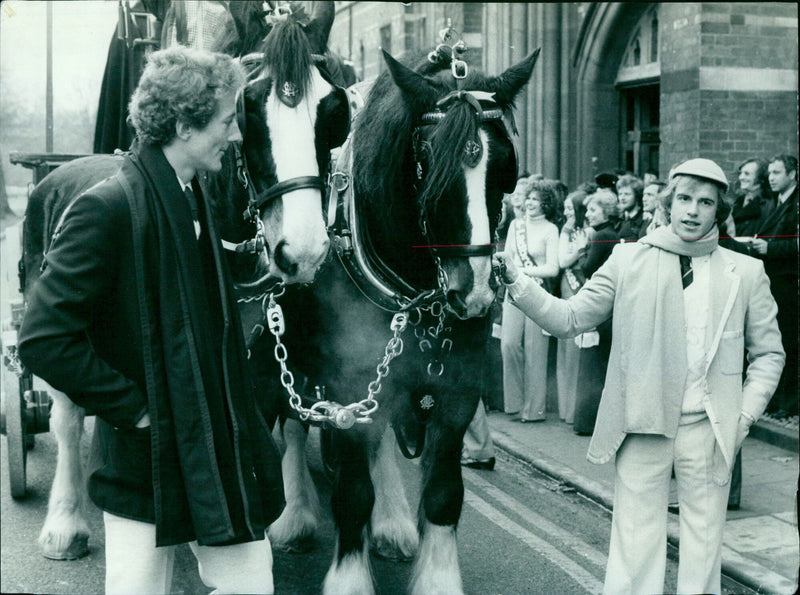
[516,417,544,423]
[727,502,740,511]
[668,502,680,515]
[461,456,496,470]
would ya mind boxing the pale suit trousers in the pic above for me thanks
[462,398,495,460]
[501,297,549,420]
[103,512,274,594]
[603,417,731,595]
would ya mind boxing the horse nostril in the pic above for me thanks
[446,290,467,315]
[274,240,298,277]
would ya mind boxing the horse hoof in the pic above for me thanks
[41,533,89,560]
[273,534,316,554]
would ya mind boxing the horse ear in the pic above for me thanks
[486,48,541,108]
[306,1,335,53]
[382,49,438,113]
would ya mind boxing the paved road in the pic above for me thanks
[1,420,761,594]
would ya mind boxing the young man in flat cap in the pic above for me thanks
[494,158,785,594]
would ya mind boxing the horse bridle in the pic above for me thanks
[225,57,350,281]
[413,91,518,264]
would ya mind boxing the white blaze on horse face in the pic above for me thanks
[460,128,494,316]
[265,69,331,283]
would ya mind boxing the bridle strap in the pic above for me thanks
[251,175,325,211]
[429,244,495,258]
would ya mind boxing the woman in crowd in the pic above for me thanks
[556,190,591,424]
[500,179,560,422]
[573,189,619,435]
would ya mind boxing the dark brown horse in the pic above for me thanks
[264,42,539,594]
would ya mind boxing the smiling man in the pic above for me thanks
[19,47,284,594]
[492,158,785,595]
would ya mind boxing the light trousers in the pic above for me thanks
[556,337,579,424]
[462,399,495,460]
[604,418,731,595]
[103,512,274,595]
[501,298,549,420]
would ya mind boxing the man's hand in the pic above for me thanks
[749,238,768,255]
[734,414,752,453]
[492,252,518,284]
[135,412,151,429]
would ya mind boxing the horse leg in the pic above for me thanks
[39,390,90,560]
[323,433,374,595]
[409,424,465,595]
[369,426,418,561]
[268,418,321,552]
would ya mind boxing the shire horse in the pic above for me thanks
[22,1,349,560]
[265,42,539,594]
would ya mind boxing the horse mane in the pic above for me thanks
[258,3,315,101]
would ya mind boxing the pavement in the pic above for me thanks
[484,404,799,595]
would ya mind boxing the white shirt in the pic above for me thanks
[682,254,712,416]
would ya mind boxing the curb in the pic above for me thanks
[750,419,799,453]
[491,431,792,595]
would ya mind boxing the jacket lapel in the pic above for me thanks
[705,250,739,373]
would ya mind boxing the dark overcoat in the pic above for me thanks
[19,143,284,547]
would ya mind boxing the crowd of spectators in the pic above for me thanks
[466,154,798,507]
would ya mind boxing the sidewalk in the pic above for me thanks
[486,409,799,595]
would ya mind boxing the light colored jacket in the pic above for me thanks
[506,242,784,482]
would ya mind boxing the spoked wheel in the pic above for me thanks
[6,374,32,499]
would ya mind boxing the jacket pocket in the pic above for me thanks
[717,330,745,375]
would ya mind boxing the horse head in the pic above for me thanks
[209,1,347,287]
[373,48,539,319]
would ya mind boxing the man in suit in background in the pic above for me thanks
[750,155,798,418]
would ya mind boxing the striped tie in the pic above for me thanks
[679,255,693,289]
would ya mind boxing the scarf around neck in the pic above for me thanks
[640,225,719,257]
[613,223,718,433]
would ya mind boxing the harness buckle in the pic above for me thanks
[266,300,285,336]
[451,59,468,79]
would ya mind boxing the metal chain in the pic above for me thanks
[267,295,409,430]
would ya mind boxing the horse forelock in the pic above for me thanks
[259,11,313,104]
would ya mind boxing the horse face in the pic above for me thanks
[419,122,515,319]
[235,4,349,285]
[381,48,538,319]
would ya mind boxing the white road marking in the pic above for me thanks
[466,471,607,568]
[463,479,604,594]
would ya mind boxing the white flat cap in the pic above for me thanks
[669,158,729,191]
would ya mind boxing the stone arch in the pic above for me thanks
[572,2,654,185]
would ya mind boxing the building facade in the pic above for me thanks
[328,2,798,189]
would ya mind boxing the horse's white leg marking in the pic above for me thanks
[39,389,90,560]
[268,419,321,551]
[409,521,463,595]
[462,129,494,317]
[369,427,418,561]
[322,535,374,595]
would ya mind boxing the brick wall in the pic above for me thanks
[659,2,798,177]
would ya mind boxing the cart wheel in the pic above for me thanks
[6,381,28,499]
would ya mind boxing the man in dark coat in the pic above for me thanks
[19,46,284,594]
[749,154,799,418]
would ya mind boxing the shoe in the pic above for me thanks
[727,503,740,511]
[516,417,544,423]
[461,456,496,470]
